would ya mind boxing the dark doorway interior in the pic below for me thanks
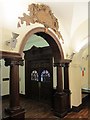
[24,46,53,105]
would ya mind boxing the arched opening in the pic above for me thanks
[19,27,64,63]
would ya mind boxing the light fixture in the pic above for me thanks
[5,32,19,49]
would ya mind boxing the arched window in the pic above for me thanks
[31,70,39,81]
[41,70,50,82]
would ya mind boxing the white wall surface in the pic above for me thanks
[19,61,25,94]
[1,59,9,96]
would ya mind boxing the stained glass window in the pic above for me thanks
[31,70,39,81]
[41,70,50,82]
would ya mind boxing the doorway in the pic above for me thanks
[24,46,53,105]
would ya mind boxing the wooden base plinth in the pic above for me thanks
[2,107,25,120]
[63,89,71,112]
[54,92,68,118]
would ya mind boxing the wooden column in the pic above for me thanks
[54,63,68,118]
[10,60,20,109]
[64,63,69,90]
[56,64,63,92]
[63,60,71,112]
[4,58,25,119]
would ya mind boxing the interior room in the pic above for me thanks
[0,0,89,119]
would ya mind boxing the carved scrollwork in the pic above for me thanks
[18,3,63,41]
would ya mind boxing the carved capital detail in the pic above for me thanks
[4,58,24,66]
[54,63,64,67]
[64,63,69,67]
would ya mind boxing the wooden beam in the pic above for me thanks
[0,51,22,59]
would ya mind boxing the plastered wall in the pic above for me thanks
[69,64,82,106]
[1,59,9,96]
[81,60,88,89]
[69,48,88,107]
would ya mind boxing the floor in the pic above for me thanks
[2,95,90,119]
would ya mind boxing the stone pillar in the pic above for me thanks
[4,58,25,119]
[53,63,68,118]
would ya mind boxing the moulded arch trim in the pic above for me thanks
[19,27,64,62]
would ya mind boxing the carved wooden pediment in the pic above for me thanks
[18,3,63,41]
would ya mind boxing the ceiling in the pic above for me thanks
[0,0,88,55]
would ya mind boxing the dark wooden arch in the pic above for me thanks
[19,27,64,63]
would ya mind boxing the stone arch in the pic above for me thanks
[19,27,64,63]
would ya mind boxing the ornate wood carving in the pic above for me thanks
[18,3,63,40]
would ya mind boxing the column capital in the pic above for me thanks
[64,63,69,67]
[54,63,64,67]
[4,58,24,66]
[54,59,72,67]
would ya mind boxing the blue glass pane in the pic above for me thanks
[41,70,50,82]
